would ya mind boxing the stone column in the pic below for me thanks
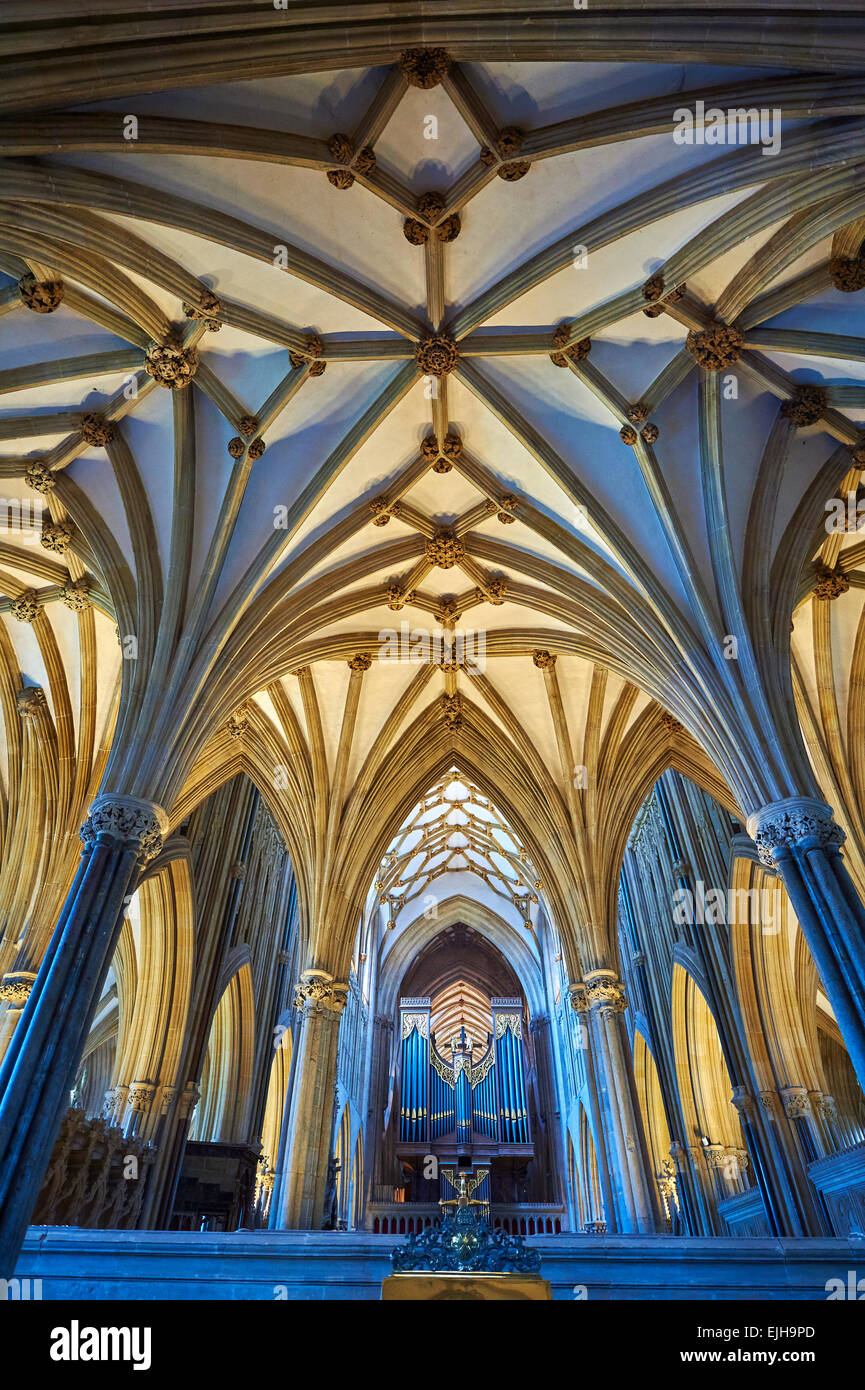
[529,1014,566,1205]
[366,1012,394,1198]
[748,797,865,1091]
[569,984,618,1232]
[0,793,166,1276]
[584,970,657,1234]
[272,969,347,1230]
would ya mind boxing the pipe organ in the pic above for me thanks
[493,1000,530,1143]
[399,1002,429,1141]
[398,997,531,1145]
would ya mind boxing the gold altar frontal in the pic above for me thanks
[382,1273,552,1300]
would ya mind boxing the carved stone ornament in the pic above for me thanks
[399,46,451,88]
[641,274,687,317]
[293,970,347,1013]
[829,254,865,293]
[642,273,666,303]
[550,324,592,368]
[386,584,407,611]
[348,653,372,672]
[486,577,506,605]
[144,339,199,389]
[619,424,638,446]
[326,167,355,190]
[0,970,37,1005]
[24,462,56,493]
[426,529,465,568]
[747,796,846,871]
[18,273,64,313]
[405,191,461,244]
[127,1082,156,1113]
[435,597,460,623]
[532,649,556,669]
[80,794,168,862]
[289,334,326,376]
[182,289,222,330]
[328,132,353,165]
[441,692,463,732]
[781,385,827,427]
[248,437,266,460]
[416,332,458,376]
[403,217,429,246]
[569,985,588,1014]
[17,685,46,718]
[239,415,258,437]
[420,434,440,461]
[11,590,39,623]
[80,412,115,447]
[498,494,518,523]
[641,422,659,444]
[730,1086,754,1119]
[228,437,245,458]
[60,578,92,611]
[227,706,251,739]
[583,970,626,1015]
[40,520,73,553]
[813,561,850,600]
[816,1092,838,1123]
[780,1087,811,1120]
[686,322,744,370]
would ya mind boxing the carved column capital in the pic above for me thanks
[583,969,626,1015]
[730,1085,755,1119]
[293,969,348,1014]
[779,1086,812,1120]
[80,793,169,862]
[815,1092,838,1123]
[746,796,845,871]
[0,970,37,1006]
[127,1081,156,1113]
[568,984,588,1014]
[177,1083,200,1120]
[17,686,47,718]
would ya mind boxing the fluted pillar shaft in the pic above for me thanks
[749,797,865,1091]
[0,794,167,1276]
[583,970,657,1234]
[272,970,347,1230]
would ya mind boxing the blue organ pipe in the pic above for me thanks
[497,1034,509,1139]
[516,1037,526,1139]
[506,1032,516,1140]
[409,1029,415,1140]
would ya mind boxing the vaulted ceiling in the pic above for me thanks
[2,3,865,978]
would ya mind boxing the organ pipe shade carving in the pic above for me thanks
[398,997,531,1144]
[399,1002,430,1141]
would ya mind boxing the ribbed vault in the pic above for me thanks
[1,8,865,989]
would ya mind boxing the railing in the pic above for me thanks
[367,1201,567,1235]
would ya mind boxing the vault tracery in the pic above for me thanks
[372,768,540,930]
